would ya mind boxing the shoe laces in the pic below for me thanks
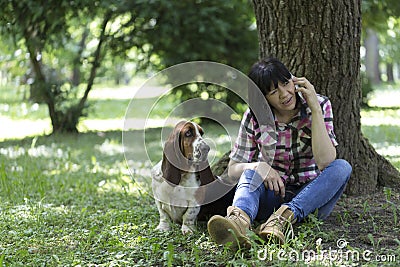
[262,214,294,239]
[228,209,251,230]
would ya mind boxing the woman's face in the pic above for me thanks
[265,79,297,114]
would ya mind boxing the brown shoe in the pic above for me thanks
[207,206,251,249]
[258,205,296,244]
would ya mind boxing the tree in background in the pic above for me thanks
[1,0,257,133]
[1,0,116,133]
[377,17,400,83]
[362,0,400,85]
[251,0,400,194]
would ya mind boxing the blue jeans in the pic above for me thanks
[232,159,352,222]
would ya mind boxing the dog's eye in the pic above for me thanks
[185,130,193,137]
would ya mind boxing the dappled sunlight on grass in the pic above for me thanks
[78,119,124,132]
[123,117,183,130]
[0,83,179,141]
[368,84,400,108]
[370,143,400,170]
[361,108,400,126]
[0,194,159,265]
[97,175,152,198]
[1,83,400,265]
[374,144,400,156]
[0,142,68,159]
[0,117,52,141]
[89,85,137,100]
[361,88,400,170]
[4,199,71,223]
[95,139,124,156]
[360,101,400,171]
[361,116,400,126]
[0,101,48,120]
[0,110,183,141]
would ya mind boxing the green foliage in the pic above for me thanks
[379,17,400,64]
[136,0,258,117]
[361,0,400,76]
[138,0,258,72]
[362,0,400,32]
[170,83,247,124]
[0,0,258,133]
[1,0,114,132]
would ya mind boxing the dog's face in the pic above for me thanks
[179,121,210,163]
[161,120,214,185]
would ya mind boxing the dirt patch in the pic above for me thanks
[318,187,400,252]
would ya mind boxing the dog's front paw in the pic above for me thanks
[181,224,195,235]
[156,222,171,232]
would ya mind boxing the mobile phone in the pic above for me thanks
[290,73,304,100]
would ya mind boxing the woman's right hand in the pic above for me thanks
[254,161,285,198]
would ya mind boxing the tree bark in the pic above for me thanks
[23,30,60,133]
[251,0,400,194]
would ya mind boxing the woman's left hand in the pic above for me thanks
[293,77,321,113]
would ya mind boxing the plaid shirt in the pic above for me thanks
[230,94,338,185]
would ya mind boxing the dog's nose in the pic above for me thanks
[200,142,210,153]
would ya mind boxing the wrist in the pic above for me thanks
[253,161,271,178]
[311,106,322,115]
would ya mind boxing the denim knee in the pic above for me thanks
[329,159,352,184]
[240,169,256,182]
[239,169,265,192]
[233,169,266,222]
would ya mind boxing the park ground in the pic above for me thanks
[0,82,399,266]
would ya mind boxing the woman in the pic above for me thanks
[207,57,352,248]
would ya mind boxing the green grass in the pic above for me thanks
[361,107,400,170]
[0,83,400,266]
[0,131,234,266]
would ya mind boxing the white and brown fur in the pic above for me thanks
[151,121,215,234]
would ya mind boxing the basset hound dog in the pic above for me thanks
[151,120,216,234]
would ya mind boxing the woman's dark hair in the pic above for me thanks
[247,57,296,125]
[248,57,291,96]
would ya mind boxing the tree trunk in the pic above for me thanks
[24,32,61,133]
[365,28,381,84]
[398,63,400,81]
[72,28,89,86]
[251,0,400,194]
[386,62,394,83]
[51,12,111,134]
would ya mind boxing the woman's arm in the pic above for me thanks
[227,159,257,179]
[293,77,336,170]
[309,108,337,170]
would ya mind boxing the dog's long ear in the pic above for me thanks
[161,151,181,185]
[161,122,186,185]
[195,160,215,205]
[197,161,215,186]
